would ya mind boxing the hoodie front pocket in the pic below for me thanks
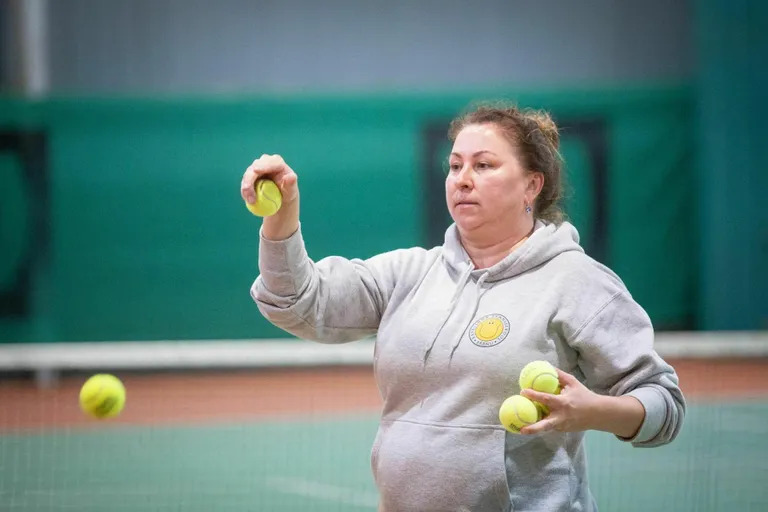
[373,419,511,512]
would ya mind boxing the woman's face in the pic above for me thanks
[446,123,536,236]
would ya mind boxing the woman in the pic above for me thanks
[243,103,686,511]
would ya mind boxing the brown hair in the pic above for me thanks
[448,102,565,224]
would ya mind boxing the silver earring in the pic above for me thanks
[525,203,532,214]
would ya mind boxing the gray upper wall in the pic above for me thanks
[39,0,692,94]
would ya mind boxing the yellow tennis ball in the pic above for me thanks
[79,374,126,420]
[245,178,282,217]
[519,360,561,416]
[519,360,561,395]
[534,401,549,419]
[499,395,542,434]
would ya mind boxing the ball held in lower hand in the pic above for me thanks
[79,374,126,419]
[245,178,282,217]
[499,394,542,434]
[519,360,561,394]
[519,360,561,415]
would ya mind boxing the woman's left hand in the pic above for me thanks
[519,368,602,435]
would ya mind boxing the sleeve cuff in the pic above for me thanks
[256,223,309,295]
[619,386,666,444]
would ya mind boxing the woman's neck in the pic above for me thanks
[461,221,535,269]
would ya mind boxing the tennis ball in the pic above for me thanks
[79,374,126,420]
[519,360,561,415]
[534,401,549,419]
[499,395,542,434]
[245,178,282,217]
[519,360,561,394]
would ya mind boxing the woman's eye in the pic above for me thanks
[476,162,491,170]
[449,163,462,172]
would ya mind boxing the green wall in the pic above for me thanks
[0,88,695,342]
[696,0,768,330]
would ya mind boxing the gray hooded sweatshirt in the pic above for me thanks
[251,220,686,512]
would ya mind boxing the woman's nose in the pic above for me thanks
[456,166,474,188]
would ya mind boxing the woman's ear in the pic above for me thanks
[526,172,545,202]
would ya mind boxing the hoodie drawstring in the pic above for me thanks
[449,272,490,361]
[423,264,473,365]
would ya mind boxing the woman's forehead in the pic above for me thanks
[452,124,513,155]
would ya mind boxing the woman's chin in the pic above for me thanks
[452,213,485,232]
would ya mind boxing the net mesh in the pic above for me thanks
[1,334,767,511]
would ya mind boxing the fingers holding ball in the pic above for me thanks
[500,360,564,433]
[241,154,298,216]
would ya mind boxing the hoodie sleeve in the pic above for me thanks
[250,224,420,343]
[566,290,686,448]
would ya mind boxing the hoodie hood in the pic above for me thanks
[421,220,585,362]
[441,220,585,282]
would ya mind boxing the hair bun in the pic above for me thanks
[525,111,560,151]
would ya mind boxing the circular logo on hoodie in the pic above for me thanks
[469,314,510,347]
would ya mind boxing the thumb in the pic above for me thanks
[279,173,299,202]
[557,368,581,387]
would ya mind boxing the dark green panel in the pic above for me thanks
[610,98,696,329]
[0,154,26,290]
[560,138,594,254]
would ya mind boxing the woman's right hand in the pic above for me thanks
[240,154,300,241]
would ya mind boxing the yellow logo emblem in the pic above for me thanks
[469,314,510,347]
